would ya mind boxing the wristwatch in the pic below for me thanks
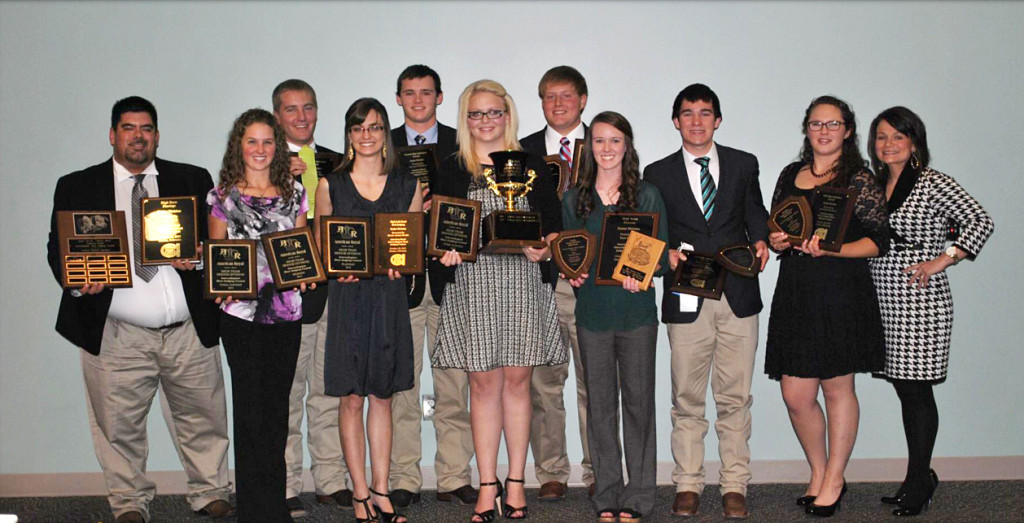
[944,245,960,265]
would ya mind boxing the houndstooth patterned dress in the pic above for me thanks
[432,180,567,372]
[869,167,994,381]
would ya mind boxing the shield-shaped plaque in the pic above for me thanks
[716,243,759,278]
[767,195,812,246]
[551,229,597,280]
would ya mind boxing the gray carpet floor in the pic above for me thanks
[2,482,1023,522]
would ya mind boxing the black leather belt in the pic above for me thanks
[159,320,185,330]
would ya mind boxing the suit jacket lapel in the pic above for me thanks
[154,158,184,197]
[669,151,707,229]
[93,159,117,210]
[708,144,734,229]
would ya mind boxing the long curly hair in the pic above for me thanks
[799,95,867,187]
[575,111,641,219]
[217,108,293,201]
[455,79,522,180]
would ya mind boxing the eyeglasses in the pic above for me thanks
[467,109,506,120]
[808,120,844,131]
[349,124,386,134]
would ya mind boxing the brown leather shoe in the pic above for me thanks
[722,492,749,519]
[537,481,567,501]
[436,484,478,504]
[672,491,700,517]
[195,499,236,519]
[115,511,145,523]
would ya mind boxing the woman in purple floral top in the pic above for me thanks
[207,108,309,523]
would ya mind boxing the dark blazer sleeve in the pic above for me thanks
[740,154,769,244]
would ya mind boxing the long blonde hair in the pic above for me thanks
[455,79,522,180]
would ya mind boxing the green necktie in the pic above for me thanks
[298,145,318,218]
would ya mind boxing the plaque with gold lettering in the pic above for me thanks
[810,186,858,252]
[669,251,727,300]
[321,217,373,279]
[204,239,257,299]
[595,212,659,286]
[396,144,440,192]
[768,195,813,246]
[551,229,597,280]
[262,227,327,290]
[374,212,424,275]
[57,210,133,288]
[611,230,666,291]
[428,195,481,262]
[139,196,198,265]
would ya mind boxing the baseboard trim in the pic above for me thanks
[2,456,1021,497]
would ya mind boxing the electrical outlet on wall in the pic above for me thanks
[422,394,435,420]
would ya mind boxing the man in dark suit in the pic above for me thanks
[643,84,770,519]
[271,79,352,516]
[388,65,476,507]
[46,96,234,523]
[519,65,593,500]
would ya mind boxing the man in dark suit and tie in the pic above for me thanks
[388,65,477,508]
[272,79,353,516]
[643,84,770,519]
[519,65,593,500]
[46,96,234,523]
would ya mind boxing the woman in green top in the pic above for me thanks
[561,111,668,523]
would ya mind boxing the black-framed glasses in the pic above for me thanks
[808,120,844,131]
[467,109,506,120]
[349,124,386,134]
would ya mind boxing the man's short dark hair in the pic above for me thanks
[538,66,588,98]
[111,96,158,129]
[672,83,722,120]
[272,79,318,112]
[396,65,442,94]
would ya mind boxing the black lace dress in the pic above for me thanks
[765,163,889,380]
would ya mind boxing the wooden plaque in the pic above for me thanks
[139,196,199,265]
[262,227,327,290]
[204,239,257,300]
[716,243,759,278]
[321,217,372,279]
[57,210,133,288]
[768,195,813,246]
[811,186,858,252]
[595,212,659,286]
[551,229,597,280]
[396,144,440,191]
[669,251,727,300]
[570,139,585,192]
[543,154,570,199]
[611,230,666,291]
[373,212,425,275]
[428,195,481,262]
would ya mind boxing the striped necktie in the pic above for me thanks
[559,137,572,169]
[696,156,715,221]
[132,174,158,282]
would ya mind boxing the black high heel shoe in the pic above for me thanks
[471,480,503,523]
[807,482,847,517]
[503,478,528,519]
[883,469,938,505]
[893,471,939,517]
[369,488,407,523]
[796,495,816,506]
[353,494,380,523]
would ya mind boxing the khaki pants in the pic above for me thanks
[81,318,231,521]
[390,280,474,492]
[285,306,347,497]
[529,278,592,485]
[667,295,758,496]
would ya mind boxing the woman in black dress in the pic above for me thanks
[867,107,994,516]
[314,98,422,523]
[766,96,889,517]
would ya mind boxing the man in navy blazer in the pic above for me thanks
[387,65,477,508]
[519,65,593,500]
[642,84,769,519]
[46,96,233,523]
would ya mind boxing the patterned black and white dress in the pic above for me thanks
[869,167,994,382]
[431,178,567,372]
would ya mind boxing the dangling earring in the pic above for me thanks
[910,152,920,170]
[347,145,354,160]
[382,145,388,160]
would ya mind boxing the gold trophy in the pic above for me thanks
[480,150,546,253]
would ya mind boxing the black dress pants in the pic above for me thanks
[221,312,301,523]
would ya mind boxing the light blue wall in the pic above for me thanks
[2,1,1020,476]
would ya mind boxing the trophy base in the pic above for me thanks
[481,210,545,254]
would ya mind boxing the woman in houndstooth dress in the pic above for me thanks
[867,107,994,516]
[431,80,566,523]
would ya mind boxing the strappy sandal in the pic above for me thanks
[503,477,528,519]
[471,480,503,523]
[369,488,408,523]
[619,508,643,523]
[353,494,380,523]
[597,508,618,522]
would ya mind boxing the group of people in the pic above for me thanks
[46,64,994,523]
